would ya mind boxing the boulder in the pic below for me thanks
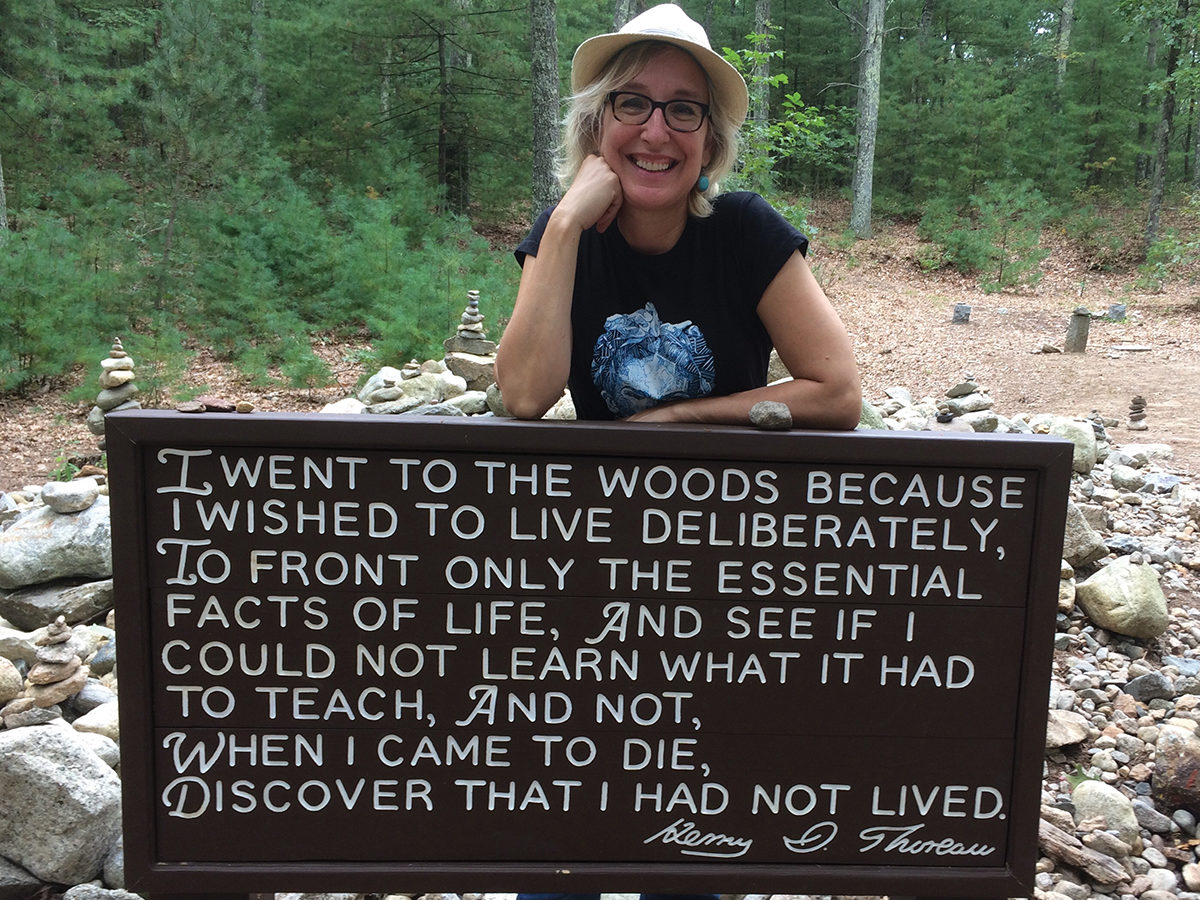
[1072,778,1143,852]
[0,578,113,631]
[1062,501,1109,568]
[1076,557,1170,640]
[0,726,122,885]
[1155,725,1200,816]
[444,351,497,393]
[1050,418,1099,474]
[0,498,112,590]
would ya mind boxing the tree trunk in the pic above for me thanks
[1193,89,1200,192]
[1136,20,1160,184]
[530,0,560,213]
[850,0,885,239]
[1145,0,1188,249]
[1054,0,1075,106]
[612,0,637,30]
[0,149,8,241]
[250,0,267,115]
[381,38,395,122]
[752,0,771,125]
[437,0,473,215]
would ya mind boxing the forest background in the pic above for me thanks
[1,0,1198,402]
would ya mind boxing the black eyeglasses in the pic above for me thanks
[608,91,710,133]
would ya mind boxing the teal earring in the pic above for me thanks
[696,174,710,192]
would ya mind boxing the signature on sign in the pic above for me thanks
[643,818,753,858]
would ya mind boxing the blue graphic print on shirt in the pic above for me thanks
[590,302,716,418]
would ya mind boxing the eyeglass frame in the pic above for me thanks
[607,91,711,133]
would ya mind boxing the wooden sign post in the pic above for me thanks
[107,411,1072,897]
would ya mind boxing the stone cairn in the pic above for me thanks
[1129,394,1148,431]
[24,616,89,707]
[86,337,141,450]
[444,290,497,356]
[0,617,89,728]
[442,289,499,396]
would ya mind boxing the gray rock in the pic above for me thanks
[1073,779,1142,852]
[320,397,367,415]
[1076,557,1170,640]
[0,726,122,885]
[959,410,999,432]
[444,391,491,416]
[1110,464,1147,492]
[86,404,107,435]
[103,832,124,889]
[444,351,497,393]
[1124,672,1175,702]
[0,578,113,631]
[1154,725,1200,815]
[1133,799,1176,834]
[406,402,468,417]
[749,400,792,430]
[72,699,119,741]
[62,887,145,900]
[0,497,112,590]
[41,478,100,513]
[94,383,138,412]
[1144,472,1183,494]
[1051,418,1099,474]
[857,400,886,430]
[87,636,117,676]
[75,730,121,769]
[1046,708,1091,748]
[357,366,406,404]
[1062,500,1109,568]
[0,855,40,899]
[365,395,427,415]
[0,656,20,703]
[944,391,994,414]
[486,383,513,417]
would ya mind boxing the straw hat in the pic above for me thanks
[571,3,749,127]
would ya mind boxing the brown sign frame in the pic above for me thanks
[108,410,1072,897]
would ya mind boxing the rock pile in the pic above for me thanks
[85,338,141,451]
[3,355,1200,899]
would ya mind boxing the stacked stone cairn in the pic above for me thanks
[86,337,141,451]
[1130,395,1149,431]
[23,616,87,707]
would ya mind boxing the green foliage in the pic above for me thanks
[0,210,133,391]
[50,450,81,482]
[3,0,1199,401]
[721,35,851,198]
[918,181,1050,292]
[1136,191,1199,290]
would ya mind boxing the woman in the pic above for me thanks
[495,3,861,428]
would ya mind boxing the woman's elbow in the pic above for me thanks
[493,371,555,420]
[824,378,864,431]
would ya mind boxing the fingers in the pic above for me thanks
[562,155,622,233]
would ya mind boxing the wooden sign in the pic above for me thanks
[108,411,1072,896]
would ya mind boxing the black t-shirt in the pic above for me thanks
[515,191,809,420]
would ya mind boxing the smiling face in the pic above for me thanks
[597,46,713,220]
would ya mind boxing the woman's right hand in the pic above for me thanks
[556,154,623,234]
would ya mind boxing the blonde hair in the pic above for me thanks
[557,41,741,219]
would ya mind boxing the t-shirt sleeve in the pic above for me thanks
[731,192,810,305]
[514,206,556,268]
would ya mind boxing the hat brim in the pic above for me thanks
[571,33,749,127]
